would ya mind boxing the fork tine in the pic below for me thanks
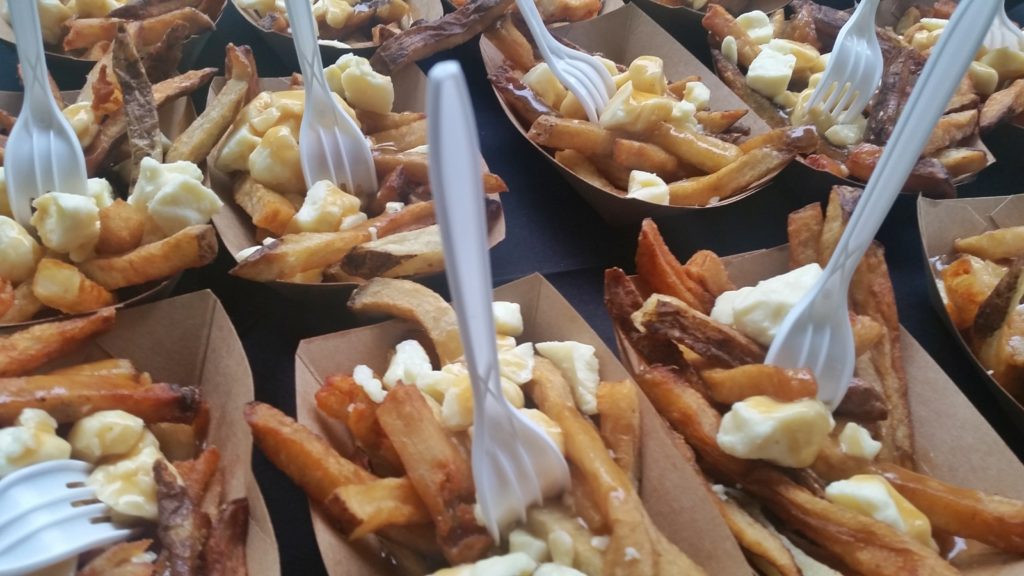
[838,90,869,124]
[830,84,856,119]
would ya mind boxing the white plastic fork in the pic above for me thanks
[4,0,88,229]
[766,0,1000,410]
[428,61,570,540]
[806,0,883,125]
[0,460,132,576]
[284,0,378,205]
[984,4,1024,51]
[514,0,615,123]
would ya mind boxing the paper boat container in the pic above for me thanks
[631,0,788,57]
[614,245,1024,573]
[232,0,443,68]
[0,89,197,330]
[481,3,777,226]
[918,194,1024,431]
[0,1,226,77]
[29,290,279,574]
[293,273,753,575]
[207,71,506,300]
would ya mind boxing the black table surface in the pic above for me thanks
[4,3,1024,573]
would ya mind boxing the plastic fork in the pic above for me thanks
[284,0,378,205]
[0,460,132,576]
[514,0,615,123]
[428,61,570,540]
[766,0,1000,410]
[4,0,88,229]
[805,0,883,125]
[984,4,1024,51]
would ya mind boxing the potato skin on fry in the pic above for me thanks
[80,225,218,290]
[0,307,115,377]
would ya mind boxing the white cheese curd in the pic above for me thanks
[746,50,797,100]
[721,36,739,66]
[509,528,550,563]
[535,564,586,576]
[68,410,147,463]
[626,56,667,95]
[838,422,882,460]
[683,81,711,111]
[599,82,676,134]
[87,445,164,521]
[535,341,600,415]
[825,474,936,550]
[716,396,834,468]
[626,171,670,205]
[0,216,43,283]
[353,364,387,403]
[667,99,698,132]
[523,63,568,110]
[736,10,773,44]
[0,409,71,478]
[499,343,535,385]
[247,125,305,196]
[325,54,395,114]
[31,192,101,262]
[288,180,362,233]
[382,339,433,388]
[493,301,524,336]
[548,530,575,566]
[313,0,353,29]
[129,157,222,238]
[63,102,100,148]
[710,263,823,346]
[969,61,1000,96]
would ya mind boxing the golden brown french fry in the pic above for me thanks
[483,16,537,72]
[668,147,795,207]
[851,313,885,357]
[97,199,147,256]
[597,380,641,486]
[714,496,800,576]
[371,118,428,152]
[0,282,44,324]
[701,365,817,404]
[31,258,116,314]
[154,459,206,576]
[787,203,824,269]
[636,221,713,315]
[554,150,621,195]
[341,224,444,279]
[233,176,297,237]
[649,123,742,174]
[78,540,155,576]
[954,226,1024,261]
[356,110,426,134]
[666,76,701,99]
[377,384,493,565]
[932,147,988,178]
[348,277,462,364]
[737,125,819,155]
[48,358,139,379]
[684,250,735,298]
[0,279,12,318]
[316,374,403,475]
[0,375,198,425]
[204,499,249,576]
[128,7,215,47]
[175,446,221,505]
[923,110,978,155]
[0,307,115,377]
[612,138,680,177]
[941,254,1006,330]
[527,115,616,157]
[567,464,607,533]
[326,477,432,538]
[981,79,1024,132]
[373,151,508,194]
[695,109,748,134]
[62,18,120,52]
[80,225,218,290]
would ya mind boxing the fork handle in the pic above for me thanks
[284,0,330,97]
[9,0,59,119]
[824,0,999,287]
[428,62,503,409]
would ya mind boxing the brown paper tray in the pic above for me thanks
[27,290,280,574]
[0,89,197,330]
[293,273,753,575]
[481,3,782,226]
[206,72,506,298]
[918,194,1024,431]
[0,1,226,74]
[615,245,1024,573]
[232,0,443,67]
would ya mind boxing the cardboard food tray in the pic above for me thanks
[918,194,1024,432]
[232,0,443,68]
[0,89,197,331]
[481,3,779,225]
[293,273,754,575]
[0,1,226,76]
[206,71,506,300]
[28,290,279,574]
[615,245,1024,573]
[631,0,789,56]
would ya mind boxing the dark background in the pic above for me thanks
[3,2,1023,572]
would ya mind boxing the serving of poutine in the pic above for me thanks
[0,292,276,575]
[604,192,1024,574]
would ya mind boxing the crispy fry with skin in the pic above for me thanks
[174,447,220,505]
[710,50,789,129]
[484,16,536,72]
[325,477,432,538]
[377,384,493,565]
[955,226,1024,261]
[112,26,162,179]
[923,110,978,156]
[597,380,641,486]
[204,499,249,576]
[316,374,403,475]
[668,147,795,207]
[49,358,138,378]
[981,79,1024,132]
[684,251,735,298]
[0,308,115,377]
[356,110,426,134]
[554,150,620,195]
[787,203,824,269]
[649,123,742,174]
[715,496,800,576]
[738,125,819,155]
[703,5,761,68]
[79,225,218,290]
[373,151,508,194]
[527,115,616,157]
[155,459,210,576]
[233,177,296,237]
[78,540,155,576]
[341,224,444,279]
[834,378,889,422]
[846,143,955,198]
[567,465,606,534]
[603,268,689,370]
[695,110,748,134]
[612,139,680,177]
[852,313,885,356]
[97,199,147,255]
[702,365,817,404]
[0,282,44,324]
[371,118,428,152]
[933,147,988,179]
[637,219,715,313]
[31,258,116,314]
[348,277,462,364]
[62,18,122,53]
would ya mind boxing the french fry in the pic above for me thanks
[371,118,428,152]
[554,150,620,195]
[0,282,44,324]
[612,139,680,177]
[932,147,988,179]
[596,380,641,486]
[373,151,508,195]
[833,378,889,422]
[0,376,199,425]
[649,123,742,174]
[715,496,801,576]
[97,199,147,256]
[128,7,215,47]
[341,224,444,279]
[31,258,116,314]
[637,219,715,313]
[80,225,218,290]
[356,110,426,134]
[526,506,605,575]
[62,18,121,52]
[0,308,115,377]
[787,203,824,269]
[233,177,297,237]
[923,110,978,156]
[954,226,1024,261]
[376,384,493,565]
[528,115,616,157]
[78,540,155,576]
[851,313,885,356]
[980,79,1024,133]
[695,109,748,134]
[567,464,607,533]
[316,374,404,475]
[702,5,761,68]
[0,279,12,318]
[483,16,536,72]
[668,147,795,207]
[203,499,250,576]
[738,125,819,155]
[325,477,432,538]
[710,50,790,129]
[603,268,689,370]
[155,459,209,576]
[112,25,163,177]
[847,143,955,198]
[175,447,221,505]
[48,358,139,379]
[348,277,463,364]
[701,365,817,404]
[940,254,1007,329]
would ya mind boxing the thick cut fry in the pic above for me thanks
[702,5,761,68]
[79,225,218,290]
[128,7,215,47]
[695,109,748,134]
[316,374,403,476]
[0,308,115,377]
[341,224,443,279]
[847,143,955,198]
[175,447,220,505]
[373,152,508,194]
[603,268,689,370]
[932,147,988,179]
[567,465,606,533]
[233,177,296,237]
[668,147,795,207]
[204,499,250,576]
[526,506,605,575]
[78,540,155,576]
[738,125,819,155]
[348,277,462,364]
[244,402,374,504]
[483,16,536,72]
[787,203,824,269]
[981,79,1024,133]
[112,26,163,179]
[48,358,138,378]
[325,477,432,538]
[97,199,147,255]
[376,385,493,565]
[62,18,121,52]
[554,150,620,195]
[955,226,1024,261]
[715,496,800,576]
[941,254,1007,329]
[650,123,742,174]
[371,118,428,152]
[0,376,199,425]
[0,282,44,324]
[702,365,817,404]
[155,459,210,576]
[356,110,426,134]
[612,138,680,176]
[597,380,641,486]
[923,110,978,156]
[31,258,116,314]
[851,313,885,356]
[0,279,12,318]
[527,115,616,157]
[637,218,715,313]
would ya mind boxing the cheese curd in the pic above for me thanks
[68,410,147,463]
[493,301,524,336]
[710,263,823,347]
[87,445,164,521]
[249,125,305,196]
[383,339,434,388]
[0,0,73,45]
[627,56,667,96]
[716,396,834,468]
[325,54,395,115]
[626,170,669,205]
[314,0,353,29]
[746,49,797,100]
[0,409,72,478]
[970,61,1000,96]
[353,364,387,402]
[980,47,1024,85]
[825,474,936,550]
[599,82,676,134]
[683,81,711,111]
[838,422,882,461]
[442,372,524,431]
[86,178,115,209]
[510,529,550,563]
[736,10,773,45]
[0,216,43,283]
[535,341,600,415]
[31,192,101,262]
[534,564,586,576]
[666,99,698,131]
[523,63,568,110]
[288,180,363,233]
[429,552,538,576]
[63,102,100,148]
[74,0,126,18]
[129,157,223,238]
[721,36,739,66]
